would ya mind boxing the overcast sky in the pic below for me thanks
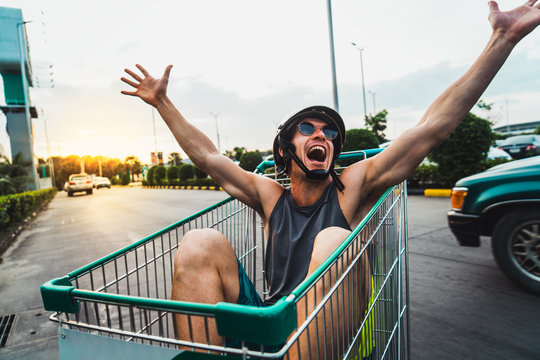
[1,0,539,163]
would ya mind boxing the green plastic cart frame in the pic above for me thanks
[40,149,410,359]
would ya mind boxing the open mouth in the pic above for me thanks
[307,146,326,163]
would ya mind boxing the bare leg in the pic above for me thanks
[288,227,372,359]
[171,228,239,346]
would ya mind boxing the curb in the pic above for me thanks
[143,185,224,191]
[409,188,452,197]
[142,186,450,196]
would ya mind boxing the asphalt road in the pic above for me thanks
[0,187,538,359]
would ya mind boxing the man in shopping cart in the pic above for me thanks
[121,1,540,357]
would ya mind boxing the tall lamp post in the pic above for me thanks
[326,0,339,112]
[151,107,158,162]
[351,43,367,122]
[368,90,376,114]
[209,112,221,153]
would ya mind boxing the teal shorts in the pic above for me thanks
[236,259,266,307]
[225,260,284,352]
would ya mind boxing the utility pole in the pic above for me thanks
[326,0,339,112]
[210,112,221,153]
[368,90,376,114]
[352,43,368,123]
[151,107,158,155]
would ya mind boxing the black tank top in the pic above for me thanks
[264,181,350,305]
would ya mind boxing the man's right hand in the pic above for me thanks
[121,64,173,107]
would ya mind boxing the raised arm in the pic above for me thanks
[346,0,540,200]
[121,64,281,216]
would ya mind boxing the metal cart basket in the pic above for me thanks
[41,149,410,359]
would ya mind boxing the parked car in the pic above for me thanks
[95,176,111,189]
[66,174,93,196]
[498,134,540,159]
[447,156,540,294]
[487,146,512,160]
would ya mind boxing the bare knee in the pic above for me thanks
[174,228,231,271]
[310,227,351,269]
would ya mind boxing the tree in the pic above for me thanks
[476,99,493,111]
[239,151,263,172]
[342,129,379,152]
[365,109,388,143]
[534,125,540,135]
[0,153,32,195]
[428,112,492,187]
[225,146,246,161]
[339,129,379,167]
[168,152,183,166]
[125,156,142,182]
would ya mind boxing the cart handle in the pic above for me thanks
[255,147,384,173]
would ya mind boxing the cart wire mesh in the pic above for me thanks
[43,152,410,360]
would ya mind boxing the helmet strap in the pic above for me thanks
[280,137,345,192]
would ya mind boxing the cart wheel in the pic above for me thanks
[67,191,73,197]
[87,189,93,195]
[492,209,540,295]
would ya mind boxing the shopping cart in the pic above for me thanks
[41,149,410,359]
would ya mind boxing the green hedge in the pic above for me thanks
[0,187,57,233]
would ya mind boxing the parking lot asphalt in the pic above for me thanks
[0,187,538,359]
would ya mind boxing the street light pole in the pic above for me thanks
[326,0,339,112]
[368,90,376,114]
[351,43,367,123]
[209,112,221,153]
[151,107,158,161]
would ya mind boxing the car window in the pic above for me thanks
[501,135,534,145]
[70,175,88,180]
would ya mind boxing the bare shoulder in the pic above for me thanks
[337,159,373,226]
[253,174,285,222]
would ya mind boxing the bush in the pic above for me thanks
[167,166,180,183]
[0,188,57,234]
[154,166,167,185]
[121,172,130,185]
[194,166,207,179]
[428,112,492,187]
[196,178,217,187]
[408,163,442,189]
[239,151,263,172]
[179,164,194,181]
[147,165,159,186]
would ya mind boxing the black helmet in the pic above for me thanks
[273,105,346,190]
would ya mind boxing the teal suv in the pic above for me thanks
[447,156,540,294]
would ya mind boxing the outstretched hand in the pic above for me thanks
[121,64,173,107]
[488,0,540,44]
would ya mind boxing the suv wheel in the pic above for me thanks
[492,210,540,295]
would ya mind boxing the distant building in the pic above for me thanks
[493,120,540,136]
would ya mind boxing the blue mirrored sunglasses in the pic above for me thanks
[297,122,338,140]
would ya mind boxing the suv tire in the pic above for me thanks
[492,209,540,295]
